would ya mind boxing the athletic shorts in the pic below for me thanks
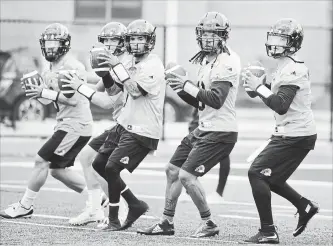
[249,135,317,185]
[93,124,151,173]
[170,131,235,177]
[38,130,91,169]
[88,130,110,152]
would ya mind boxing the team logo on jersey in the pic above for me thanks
[260,168,272,177]
[127,125,133,130]
[128,66,137,76]
[120,156,129,165]
[195,165,205,173]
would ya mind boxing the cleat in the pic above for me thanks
[68,202,104,226]
[137,218,175,235]
[293,201,319,237]
[191,220,219,238]
[120,200,149,230]
[0,202,33,219]
[244,229,279,244]
[98,218,121,231]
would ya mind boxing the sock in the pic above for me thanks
[89,189,101,211]
[121,185,140,206]
[200,210,211,221]
[271,183,308,212]
[21,188,38,208]
[109,204,119,221]
[248,173,274,228]
[163,198,177,223]
[261,224,276,233]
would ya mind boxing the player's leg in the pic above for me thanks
[269,148,319,237]
[102,130,151,231]
[206,155,230,202]
[179,141,235,238]
[50,167,86,192]
[0,131,66,219]
[244,139,289,244]
[137,134,194,236]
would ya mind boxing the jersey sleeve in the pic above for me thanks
[279,63,308,89]
[131,55,164,96]
[209,54,240,87]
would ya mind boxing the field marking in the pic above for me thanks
[218,215,259,220]
[1,183,332,213]
[226,210,333,220]
[1,220,238,244]
[1,162,332,187]
[32,213,156,221]
[1,161,332,170]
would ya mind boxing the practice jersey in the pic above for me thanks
[271,56,316,137]
[42,53,93,136]
[197,47,241,132]
[117,53,166,139]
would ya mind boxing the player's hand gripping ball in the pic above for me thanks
[242,61,266,95]
[165,62,188,93]
[57,70,79,98]
[21,70,43,91]
[90,42,111,78]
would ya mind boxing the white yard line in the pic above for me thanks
[1,183,332,213]
[1,220,237,244]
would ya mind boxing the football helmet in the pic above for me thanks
[39,23,71,62]
[98,22,127,56]
[265,18,304,58]
[125,19,156,56]
[195,12,230,53]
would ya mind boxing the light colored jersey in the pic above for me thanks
[117,53,166,139]
[271,56,316,137]
[42,53,93,136]
[111,52,132,121]
[197,47,241,132]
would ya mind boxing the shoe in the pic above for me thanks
[206,192,224,204]
[98,217,121,231]
[191,220,219,238]
[0,201,33,219]
[137,218,175,235]
[244,229,279,244]
[293,201,319,237]
[119,200,149,230]
[68,202,104,226]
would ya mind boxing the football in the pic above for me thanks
[57,70,76,98]
[90,42,110,77]
[243,61,266,98]
[21,70,43,90]
[165,62,187,81]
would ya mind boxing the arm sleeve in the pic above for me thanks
[197,81,232,109]
[177,90,199,108]
[261,85,299,115]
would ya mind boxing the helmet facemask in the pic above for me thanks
[265,33,298,58]
[125,34,155,57]
[40,36,70,62]
[98,36,125,56]
[196,27,227,53]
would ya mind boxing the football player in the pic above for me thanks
[241,18,318,244]
[188,108,230,202]
[0,23,94,219]
[63,22,133,226]
[138,12,241,237]
[68,19,166,231]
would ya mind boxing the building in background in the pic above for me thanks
[0,0,331,109]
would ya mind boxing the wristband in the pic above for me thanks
[41,89,59,101]
[256,84,273,99]
[102,72,115,89]
[183,81,200,98]
[77,84,96,100]
[112,63,130,83]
